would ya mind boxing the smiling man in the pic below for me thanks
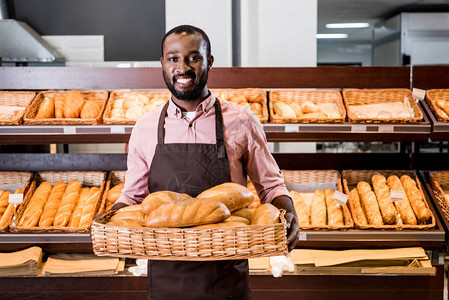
[113,25,299,300]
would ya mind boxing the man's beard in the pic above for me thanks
[163,70,209,101]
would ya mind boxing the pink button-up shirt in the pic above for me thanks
[117,92,289,206]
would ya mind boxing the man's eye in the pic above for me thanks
[189,56,201,61]
[168,57,177,62]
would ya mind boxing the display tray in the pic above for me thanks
[420,100,449,141]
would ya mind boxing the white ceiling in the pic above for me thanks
[318,0,449,42]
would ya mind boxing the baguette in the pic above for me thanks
[0,190,10,215]
[39,181,67,227]
[19,181,52,227]
[357,181,383,225]
[290,190,309,227]
[250,203,280,225]
[0,187,21,227]
[386,176,417,225]
[309,190,327,226]
[53,180,81,227]
[68,187,90,228]
[197,182,254,212]
[78,187,101,228]
[348,188,368,226]
[142,191,230,227]
[400,175,431,223]
[324,189,344,227]
[35,97,55,119]
[371,175,397,225]
[106,183,124,205]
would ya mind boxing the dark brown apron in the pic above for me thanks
[146,99,251,300]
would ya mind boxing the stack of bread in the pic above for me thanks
[108,93,168,121]
[106,182,281,228]
[213,89,266,120]
[34,90,102,120]
[0,187,24,229]
[290,189,345,228]
[348,174,431,227]
[272,100,341,120]
[17,180,101,229]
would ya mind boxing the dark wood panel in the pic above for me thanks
[413,65,449,89]
[0,66,411,90]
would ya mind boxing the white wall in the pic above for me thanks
[318,41,372,66]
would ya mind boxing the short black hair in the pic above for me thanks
[161,25,211,57]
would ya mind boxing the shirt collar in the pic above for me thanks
[167,91,216,119]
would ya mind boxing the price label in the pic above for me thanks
[332,191,348,205]
[284,125,299,133]
[351,125,366,132]
[298,232,307,241]
[390,190,406,201]
[110,126,126,134]
[63,126,76,134]
[412,88,426,101]
[9,193,23,204]
[378,125,394,133]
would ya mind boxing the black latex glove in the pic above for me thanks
[271,195,300,252]
[94,202,128,220]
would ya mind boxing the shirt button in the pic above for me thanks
[189,124,192,128]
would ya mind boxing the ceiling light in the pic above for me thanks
[326,23,370,29]
[316,33,348,39]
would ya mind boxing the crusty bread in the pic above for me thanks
[106,183,124,205]
[372,175,397,225]
[19,181,53,227]
[357,181,383,225]
[197,182,254,212]
[324,189,344,227]
[78,187,101,228]
[54,95,65,118]
[68,187,90,228]
[386,175,417,225]
[53,180,81,227]
[400,175,431,223]
[225,215,250,225]
[273,102,296,118]
[63,90,85,118]
[80,100,101,119]
[192,221,247,229]
[0,190,10,215]
[39,181,67,227]
[348,188,368,226]
[290,190,309,227]
[250,203,280,225]
[35,97,55,119]
[310,190,327,226]
[231,208,253,221]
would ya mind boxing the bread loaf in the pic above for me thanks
[19,181,52,227]
[197,182,254,212]
[54,95,65,118]
[117,204,142,213]
[371,175,397,225]
[250,103,263,116]
[273,102,296,118]
[63,90,85,118]
[35,97,55,119]
[39,181,67,227]
[250,203,280,225]
[192,221,247,229]
[290,190,309,227]
[386,176,417,225]
[301,101,320,113]
[106,183,124,205]
[231,208,253,221]
[324,189,344,227]
[310,190,327,226]
[247,90,264,103]
[289,103,304,118]
[78,187,101,228]
[53,180,82,227]
[0,187,21,227]
[357,181,383,225]
[109,209,145,225]
[297,112,328,119]
[400,175,431,223]
[68,187,90,228]
[348,188,368,226]
[142,191,230,227]
[0,190,10,215]
[225,215,250,225]
[80,100,101,119]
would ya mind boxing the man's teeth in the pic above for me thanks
[177,78,192,84]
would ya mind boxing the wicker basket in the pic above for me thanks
[91,209,287,261]
[429,171,449,225]
[23,90,109,125]
[269,90,345,124]
[342,89,423,123]
[342,170,435,230]
[281,169,354,230]
[0,91,36,126]
[103,91,171,125]
[211,88,269,123]
[13,171,107,233]
[426,89,449,122]
[0,172,33,232]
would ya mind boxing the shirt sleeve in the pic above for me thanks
[115,126,150,206]
[243,114,290,203]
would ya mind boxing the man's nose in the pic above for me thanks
[176,60,191,73]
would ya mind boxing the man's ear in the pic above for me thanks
[207,55,214,70]
[160,57,163,66]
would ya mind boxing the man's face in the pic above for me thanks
[161,32,213,102]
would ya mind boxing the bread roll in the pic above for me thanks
[63,90,85,118]
[250,103,263,116]
[357,181,383,225]
[371,175,397,225]
[250,203,280,225]
[19,181,52,227]
[54,95,65,118]
[247,90,264,103]
[106,183,124,205]
[0,190,10,215]
[112,99,124,109]
[53,180,82,227]
[142,191,230,227]
[301,101,320,113]
[290,190,309,227]
[297,112,328,119]
[35,97,55,119]
[125,106,144,120]
[39,181,67,227]
[289,103,303,118]
[68,187,90,228]
[197,182,254,212]
[78,187,101,228]
[400,175,431,223]
[80,100,101,119]
[110,108,125,119]
[273,102,296,118]
[324,189,344,227]
[310,190,327,226]
[348,188,368,226]
[386,176,417,225]
[231,208,253,221]
[225,215,250,225]
[107,219,143,227]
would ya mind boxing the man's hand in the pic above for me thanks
[271,195,300,252]
[94,202,129,221]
